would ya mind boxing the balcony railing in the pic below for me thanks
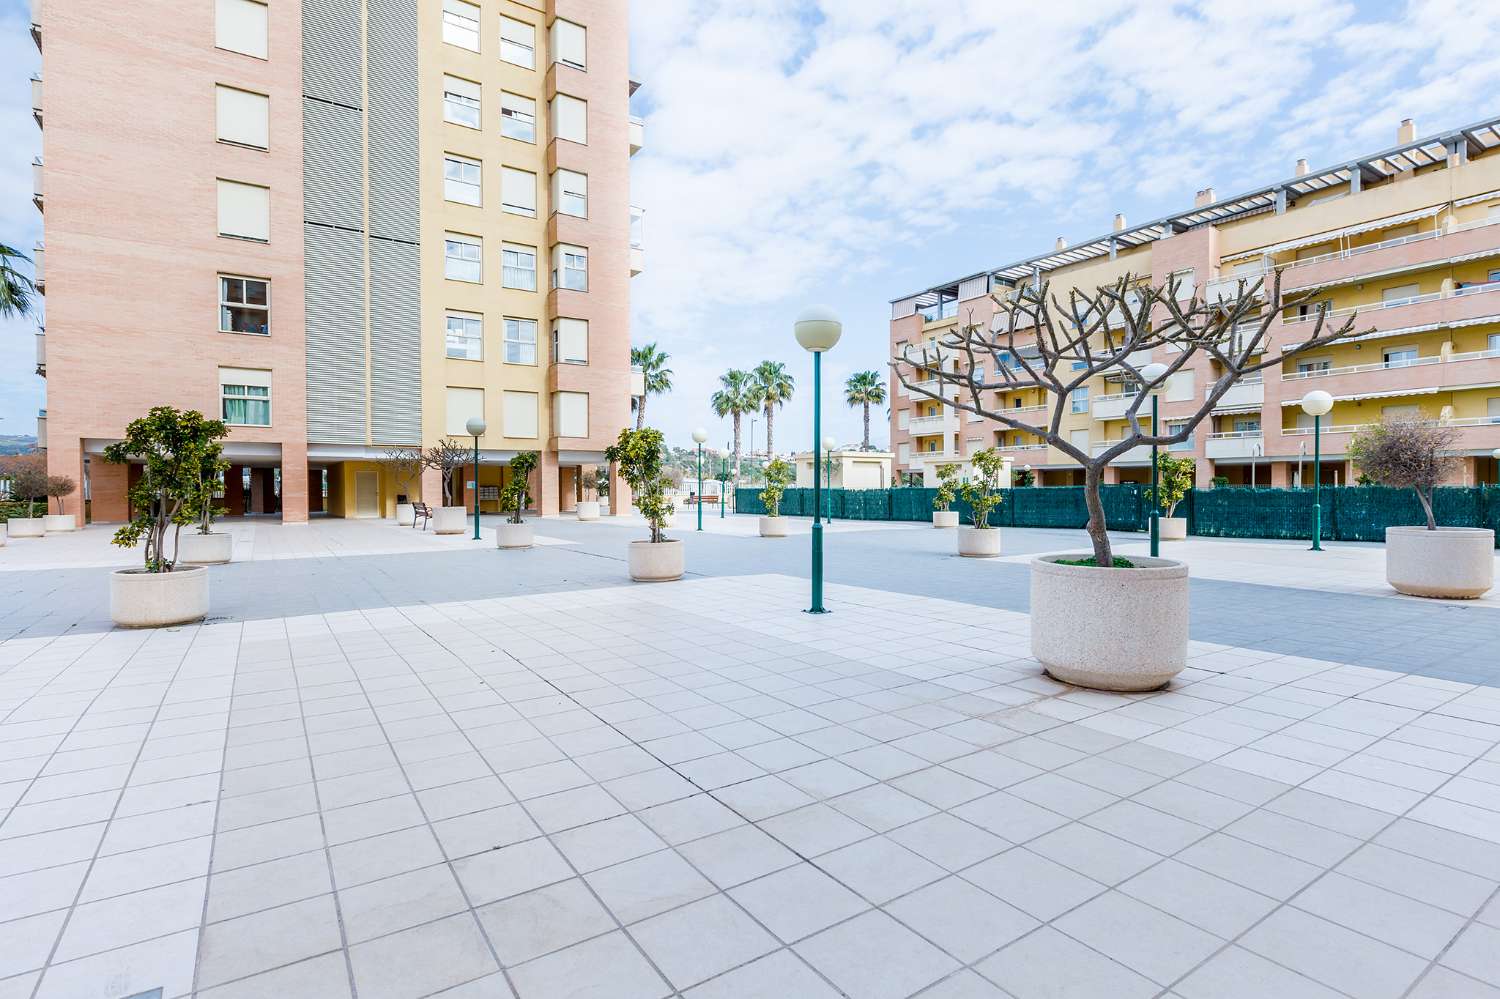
[32,243,43,292]
[907,415,951,436]
[629,115,644,155]
[36,410,47,449]
[30,0,41,49]
[1000,442,1047,452]
[1205,430,1263,459]
[1284,356,1441,380]
[32,157,42,211]
[1283,416,1500,437]
[1279,284,1500,326]
[995,403,1047,417]
[919,300,959,324]
[1281,215,1500,271]
[629,206,645,276]
[35,331,45,376]
[31,75,42,127]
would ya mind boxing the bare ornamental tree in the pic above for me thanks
[1348,419,1457,531]
[892,271,1365,566]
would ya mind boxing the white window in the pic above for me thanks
[505,317,537,365]
[551,19,586,70]
[217,180,270,241]
[445,387,484,437]
[1070,429,1090,451]
[502,243,536,291]
[442,76,481,129]
[551,94,587,145]
[1382,283,1420,304]
[500,16,535,69]
[1166,370,1194,402]
[1383,347,1419,367]
[897,411,909,430]
[215,0,268,59]
[501,167,536,217]
[1232,418,1261,433]
[552,318,588,364]
[1489,397,1500,422]
[442,0,480,52]
[554,392,589,438]
[552,244,587,291]
[220,367,271,426]
[444,233,482,283]
[215,86,268,149]
[503,390,539,439]
[444,154,482,206]
[500,92,535,143]
[1070,386,1089,414]
[220,276,269,335]
[552,169,587,218]
[897,443,910,463]
[1488,333,1500,354]
[1297,358,1331,373]
[445,311,482,360]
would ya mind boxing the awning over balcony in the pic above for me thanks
[1281,386,1440,405]
[1222,205,1447,263]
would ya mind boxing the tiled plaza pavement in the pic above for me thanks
[3,574,1500,998]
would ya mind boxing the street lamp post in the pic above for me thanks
[692,428,707,531]
[465,416,487,541]
[1141,363,1168,558]
[822,434,836,521]
[1301,391,1334,551]
[795,306,842,614]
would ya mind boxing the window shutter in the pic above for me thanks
[503,391,539,439]
[554,392,589,438]
[218,366,272,388]
[551,19,586,69]
[550,95,587,144]
[445,387,484,437]
[216,86,269,148]
[501,167,536,216]
[555,318,588,363]
[215,0,268,58]
[217,180,270,241]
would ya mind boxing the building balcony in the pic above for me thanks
[629,365,645,399]
[1282,346,1500,400]
[1091,391,1142,421]
[1280,217,1500,295]
[629,206,645,277]
[999,442,1048,454]
[36,409,47,449]
[911,448,963,465]
[1208,377,1263,410]
[32,243,43,293]
[35,331,44,377]
[910,378,958,400]
[31,75,42,127]
[1278,418,1500,455]
[32,157,42,212]
[1282,281,1500,340]
[1091,441,1152,463]
[1205,269,1270,306]
[907,414,955,436]
[629,115,644,156]
[30,0,40,50]
[1205,431,1264,459]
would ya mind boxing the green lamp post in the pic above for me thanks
[692,427,707,532]
[1140,362,1168,557]
[796,306,843,614]
[1301,390,1334,551]
[465,416,486,541]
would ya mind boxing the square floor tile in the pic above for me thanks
[1174,945,1346,999]
[1118,859,1277,939]
[586,850,715,924]
[338,863,468,944]
[961,848,1104,922]
[683,949,841,998]
[827,784,936,833]
[1055,890,1223,985]
[349,913,499,999]
[509,930,668,999]
[1241,907,1427,999]
[728,863,869,943]
[976,925,1157,999]
[1027,822,1161,886]
[886,876,1037,963]
[552,815,666,873]
[454,837,574,905]
[637,795,744,845]
[629,895,779,989]
[677,825,800,889]
[760,804,873,857]
[887,814,1009,873]
[817,836,946,905]
[795,910,960,999]
[197,894,343,989]
[476,877,616,967]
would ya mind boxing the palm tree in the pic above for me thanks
[844,370,887,450]
[710,369,762,489]
[752,360,794,456]
[631,343,673,429]
[0,244,37,320]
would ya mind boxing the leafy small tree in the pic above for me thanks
[382,446,424,504]
[1146,454,1196,518]
[504,451,539,524]
[1013,466,1036,488]
[581,467,599,502]
[45,476,76,516]
[604,427,675,543]
[1349,419,1457,530]
[103,407,230,572]
[931,463,960,512]
[192,443,230,535]
[759,457,794,517]
[960,449,1005,528]
[7,458,48,518]
[423,439,470,506]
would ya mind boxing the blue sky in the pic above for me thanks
[5,0,1500,454]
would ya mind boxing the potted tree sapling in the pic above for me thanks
[383,446,424,526]
[423,438,470,535]
[178,443,233,565]
[894,269,1359,690]
[498,450,539,549]
[758,457,793,537]
[103,407,228,627]
[957,448,1004,557]
[605,427,682,581]
[43,476,78,532]
[577,467,601,521]
[1147,453,1195,541]
[1350,419,1492,598]
[5,458,48,538]
[931,463,960,527]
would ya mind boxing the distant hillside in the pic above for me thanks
[0,436,37,456]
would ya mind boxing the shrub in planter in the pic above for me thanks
[1012,466,1036,488]
[605,427,683,580]
[931,463,960,527]
[178,443,233,565]
[1146,453,1195,541]
[3,457,49,537]
[423,438,470,534]
[43,476,78,532]
[498,451,538,549]
[758,458,793,537]
[1351,419,1493,598]
[383,446,424,526]
[956,449,1004,557]
[576,467,602,520]
[103,407,227,627]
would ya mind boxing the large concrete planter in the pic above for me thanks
[1031,554,1189,691]
[933,510,959,528]
[7,517,44,538]
[629,539,684,582]
[0,525,6,547]
[178,532,233,565]
[957,527,1002,557]
[1159,517,1187,541]
[576,501,601,522]
[1386,526,1494,599]
[396,503,415,527]
[432,505,467,535]
[497,522,534,549]
[110,566,209,628]
[43,514,77,533]
[759,516,789,538]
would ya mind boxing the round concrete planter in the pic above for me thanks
[43,514,77,533]
[1386,526,1495,599]
[6,518,44,538]
[178,532,233,565]
[1031,554,1189,691]
[432,506,467,535]
[933,510,959,528]
[957,527,1002,558]
[628,539,684,582]
[576,501,601,522]
[759,516,789,538]
[395,503,415,527]
[1159,517,1187,541]
[497,522,534,549]
[0,524,7,547]
[110,566,209,628]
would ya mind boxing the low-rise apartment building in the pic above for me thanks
[890,116,1500,489]
[31,0,641,523]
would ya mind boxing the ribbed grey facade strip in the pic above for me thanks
[304,224,369,445]
[368,237,422,445]
[366,0,420,243]
[302,0,363,107]
[302,98,365,232]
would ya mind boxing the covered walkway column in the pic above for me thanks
[281,440,309,524]
[538,451,560,517]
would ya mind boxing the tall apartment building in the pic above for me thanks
[890,116,1500,490]
[30,0,642,524]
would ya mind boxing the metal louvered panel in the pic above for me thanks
[303,99,364,231]
[305,224,369,445]
[366,0,418,242]
[302,0,362,108]
[368,237,421,445]
[958,275,990,302]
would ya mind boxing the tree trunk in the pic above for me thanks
[1417,487,1436,530]
[732,414,742,491]
[765,407,775,456]
[862,403,871,449]
[1083,463,1114,566]
[636,395,647,430]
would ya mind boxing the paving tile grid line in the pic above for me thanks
[0,575,1497,997]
